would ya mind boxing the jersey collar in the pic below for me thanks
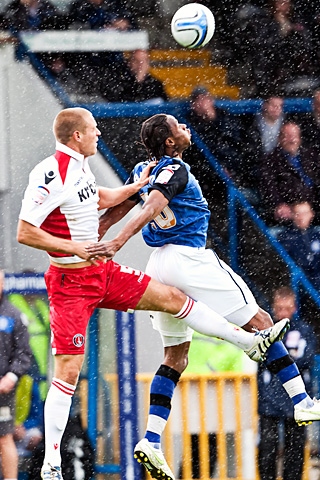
[56,141,85,162]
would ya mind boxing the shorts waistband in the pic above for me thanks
[48,261,105,275]
[159,244,206,252]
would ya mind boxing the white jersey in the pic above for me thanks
[19,142,99,264]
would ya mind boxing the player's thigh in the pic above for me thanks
[135,277,186,313]
[147,246,257,322]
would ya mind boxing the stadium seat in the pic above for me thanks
[148,49,240,100]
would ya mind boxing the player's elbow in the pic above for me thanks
[16,229,27,245]
[16,221,30,245]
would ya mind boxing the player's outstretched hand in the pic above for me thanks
[85,241,117,261]
[74,241,107,265]
[137,160,156,187]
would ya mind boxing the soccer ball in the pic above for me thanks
[171,3,215,49]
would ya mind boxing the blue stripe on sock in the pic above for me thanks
[150,374,176,398]
[265,341,288,363]
[145,431,161,443]
[150,405,171,421]
[277,363,300,384]
[291,392,308,406]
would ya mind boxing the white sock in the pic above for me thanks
[174,298,255,350]
[43,377,76,467]
[296,396,314,408]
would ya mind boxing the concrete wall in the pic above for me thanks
[0,43,163,372]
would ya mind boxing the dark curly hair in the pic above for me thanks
[140,114,172,161]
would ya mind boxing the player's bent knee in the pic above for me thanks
[164,342,190,373]
[54,354,84,385]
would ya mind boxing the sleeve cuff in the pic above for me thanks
[6,372,19,383]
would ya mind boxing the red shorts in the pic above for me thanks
[44,261,151,355]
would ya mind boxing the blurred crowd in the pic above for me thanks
[1,0,320,99]
[211,0,320,97]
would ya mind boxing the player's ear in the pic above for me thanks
[73,130,81,142]
[165,137,175,147]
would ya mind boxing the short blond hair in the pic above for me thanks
[53,107,91,144]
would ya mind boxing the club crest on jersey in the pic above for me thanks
[73,333,85,347]
[44,170,56,184]
[32,186,50,205]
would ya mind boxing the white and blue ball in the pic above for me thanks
[171,3,215,49]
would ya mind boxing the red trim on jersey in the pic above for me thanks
[174,297,194,318]
[41,206,73,258]
[54,150,71,185]
[52,379,75,396]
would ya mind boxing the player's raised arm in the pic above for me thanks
[97,161,155,210]
[98,199,138,240]
[86,189,168,260]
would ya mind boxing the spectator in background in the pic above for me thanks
[178,332,248,478]
[244,96,285,190]
[233,0,315,97]
[185,86,246,183]
[3,0,69,88]
[100,49,168,103]
[277,201,320,288]
[45,54,103,102]
[2,0,67,32]
[9,287,50,402]
[258,122,320,225]
[258,286,315,480]
[66,0,138,100]
[68,0,137,31]
[14,374,44,476]
[290,89,320,150]
[0,268,32,480]
[250,96,285,155]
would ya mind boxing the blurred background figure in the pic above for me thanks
[277,201,320,288]
[244,96,286,199]
[68,0,137,31]
[100,49,168,103]
[185,86,246,183]
[248,96,285,155]
[66,0,138,101]
[232,0,317,97]
[258,286,316,480]
[9,285,50,402]
[258,122,320,225]
[2,0,67,32]
[290,88,320,150]
[0,268,32,480]
[14,374,44,477]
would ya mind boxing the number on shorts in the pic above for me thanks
[120,265,140,276]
